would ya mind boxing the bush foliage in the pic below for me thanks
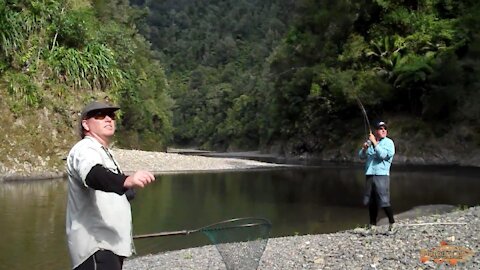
[0,0,172,152]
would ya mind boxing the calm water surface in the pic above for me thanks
[0,164,479,270]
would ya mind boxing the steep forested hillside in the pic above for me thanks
[267,0,480,156]
[138,0,480,160]
[132,0,295,150]
[2,0,479,175]
[0,0,172,174]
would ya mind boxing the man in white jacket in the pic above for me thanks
[66,101,155,270]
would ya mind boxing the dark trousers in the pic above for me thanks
[75,250,124,270]
[369,183,395,225]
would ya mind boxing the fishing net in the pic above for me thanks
[133,217,272,270]
[200,217,271,270]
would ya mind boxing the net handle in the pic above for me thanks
[133,217,271,239]
[133,229,191,239]
[200,221,271,233]
[200,217,271,230]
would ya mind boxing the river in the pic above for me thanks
[0,164,479,270]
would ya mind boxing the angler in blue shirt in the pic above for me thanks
[358,120,396,234]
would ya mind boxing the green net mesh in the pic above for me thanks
[201,217,271,270]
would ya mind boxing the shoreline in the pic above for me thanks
[1,148,479,183]
[0,149,288,182]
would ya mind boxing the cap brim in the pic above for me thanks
[81,101,120,119]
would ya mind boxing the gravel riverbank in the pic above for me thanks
[125,206,480,270]
[0,148,287,182]
[113,149,287,174]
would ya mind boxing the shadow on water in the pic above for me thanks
[0,164,479,269]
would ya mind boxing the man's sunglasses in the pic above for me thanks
[376,127,387,131]
[88,110,116,120]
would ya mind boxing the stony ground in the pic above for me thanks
[125,206,480,270]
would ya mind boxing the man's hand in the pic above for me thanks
[362,141,369,150]
[124,170,155,189]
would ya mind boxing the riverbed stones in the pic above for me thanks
[124,206,480,270]
[113,148,285,174]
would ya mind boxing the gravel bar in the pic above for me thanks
[113,148,288,174]
[125,206,480,270]
[0,148,287,182]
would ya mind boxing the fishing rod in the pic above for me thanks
[355,97,372,135]
[133,217,271,239]
[355,97,373,147]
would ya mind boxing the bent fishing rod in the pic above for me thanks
[355,97,372,135]
[355,97,374,147]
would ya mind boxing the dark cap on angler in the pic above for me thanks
[78,101,120,138]
[374,120,387,130]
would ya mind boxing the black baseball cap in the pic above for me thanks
[80,101,120,120]
[374,120,387,129]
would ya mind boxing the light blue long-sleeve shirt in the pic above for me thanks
[358,137,395,175]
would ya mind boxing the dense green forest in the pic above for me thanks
[131,0,295,149]
[136,0,480,155]
[1,0,479,173]
[268,0,480,155]
[0,0,172,171]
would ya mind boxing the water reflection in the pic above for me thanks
[0,165,479,270]
[391,165,480,209]
[0,179,68,270]
[131,165,480,257]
